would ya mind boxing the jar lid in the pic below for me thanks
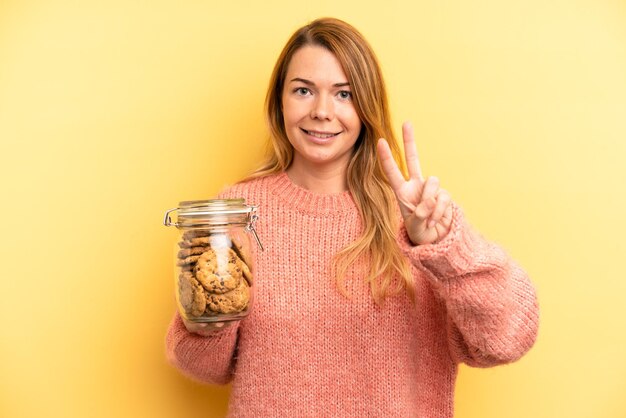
[163,199,257,228]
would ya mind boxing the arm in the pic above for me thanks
[379,122,538,366]
[165,313,240,384]
[400,204,539,367]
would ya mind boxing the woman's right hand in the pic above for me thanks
[182,319,238,337]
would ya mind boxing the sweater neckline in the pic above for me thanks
[269,172,356,215]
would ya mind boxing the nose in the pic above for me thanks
[310,93,334,120]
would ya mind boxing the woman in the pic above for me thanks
[166,17,539,417]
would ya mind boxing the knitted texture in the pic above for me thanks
[165,172,539,417]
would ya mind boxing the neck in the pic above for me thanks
[286,158,349,194]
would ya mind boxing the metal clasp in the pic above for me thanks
[163,207,179,227]
[246,212,264,251]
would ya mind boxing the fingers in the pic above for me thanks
[412,178,449,229]
[434,203,453,241]
[420,176,439,203]
[428,189,451,229]
[377,138,406,191]
[441,198,453,224]
[402,122,424,182]
[414,195,436,221]
[183,319,236,337]
[378,121,425,192]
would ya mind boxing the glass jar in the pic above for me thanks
[163,199,262,323]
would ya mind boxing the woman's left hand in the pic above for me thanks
[377,121,453,246]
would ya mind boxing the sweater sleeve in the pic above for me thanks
[398,203,539,367]
[165,312,239,384]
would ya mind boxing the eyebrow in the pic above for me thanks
[289,77,350,88]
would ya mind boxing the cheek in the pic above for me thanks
[282,97,306,124]
[284,109,298,126]
[281,102,299,144]
[344,109,362,132]
[336,103,360,127]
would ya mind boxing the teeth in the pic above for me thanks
[306,130,335,139]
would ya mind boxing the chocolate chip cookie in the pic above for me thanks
[205,278,250,314]
[178,271,206,317]
[194,247,243,293]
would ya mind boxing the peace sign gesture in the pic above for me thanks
[377,122,453,246]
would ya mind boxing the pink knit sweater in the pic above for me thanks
[165,172,539,417]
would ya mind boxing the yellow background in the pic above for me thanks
[1,0,625,417]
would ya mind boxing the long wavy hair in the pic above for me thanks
[243,17,415,304]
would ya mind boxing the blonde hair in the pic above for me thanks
[244,17,415,304]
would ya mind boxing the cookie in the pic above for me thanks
[177,246,208,259]
[194,248,243,293]
[179,232,233,248]
[230,235,251,265]
[229,236,253,285]
[178,271,206,317]
[179,263,196,272]
[176,254,202,266]
[182,229,212,241]
[206,279,250,314]
[178,237,211,248]
[239,259,253,286]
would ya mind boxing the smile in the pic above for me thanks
[300,128,341,139]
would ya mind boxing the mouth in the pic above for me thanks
[300,128,341,139]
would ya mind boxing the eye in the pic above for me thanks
[294,87,311,96]
[337,90,352,100]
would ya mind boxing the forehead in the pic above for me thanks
[285,45,348,83]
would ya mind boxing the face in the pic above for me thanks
[281,45,362,171]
